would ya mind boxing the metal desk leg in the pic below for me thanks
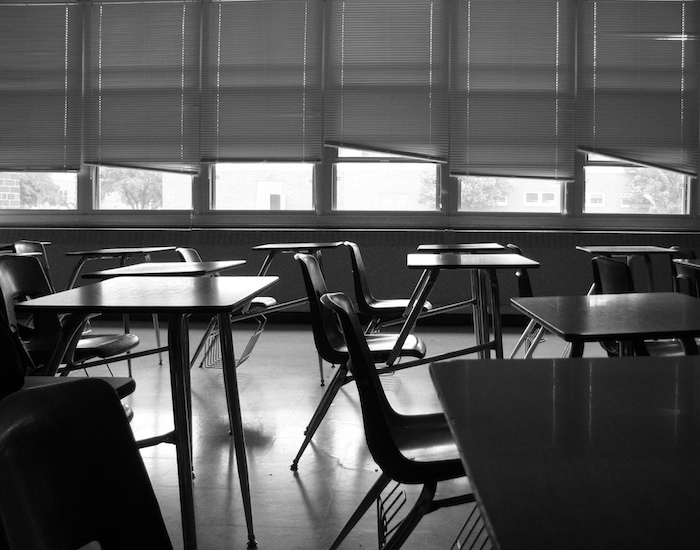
[218,312,257,548]
[386,269,439,367]
[487,268,504,359]
[167,314,197,550]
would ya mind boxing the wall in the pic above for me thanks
[5,227,699,325]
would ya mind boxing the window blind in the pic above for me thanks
[0,2,82,171]
[201,0,323,162]
[324,0,450,162]
[84,0,201,174]
[578,1,699,176]
[450,0,576,179]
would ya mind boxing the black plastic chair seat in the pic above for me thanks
[249,296,277,310]
[352,332,425,362]
[76,333,140,359]
[365,297,433,317]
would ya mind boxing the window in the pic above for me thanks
[334,149,438,211]
[96,167,192,210]
[0,172,77,210]
[459,176,563,213]
[584,154,689,215]
[213,163,313,211]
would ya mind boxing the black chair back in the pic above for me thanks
[0,378,172,550]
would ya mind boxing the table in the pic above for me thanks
[511,293,700,357]
[430,356,700,549]
[387,253,540,365]
[17,275,279,550]
[576,245,676,292]
[66,246,177,289]
[251,242,344,312]
[82,260,245,279]
[416,243,505,253]
[67,246,177,368]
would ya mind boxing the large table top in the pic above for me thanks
[252,242,344,252]
[576,245,676,255]
[82,260,245,279]
[511,292,700,343]
[66,246,176,257]
[407,253,539,270]
[430,356,700,549]
[416,243,505,253]
[17,276,279,315]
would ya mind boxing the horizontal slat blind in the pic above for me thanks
[0,2,82,171]
[450,0,576,179]
[578,0,699,176]
[84,0,201,173]
[324,0,450,161]
[201,0,323,162]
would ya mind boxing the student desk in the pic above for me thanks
[511,293,700,357]
[387,253,540,365]
[17,275,279,550]
[430,356,700,549]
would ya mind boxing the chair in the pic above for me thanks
[13,240,54,291]
[592,255,685,357]
[343,241,432,333]
[320,292,474,550]
[670,246,697,294]
[291,253,427,471]
[0,255,139,376]
[175,247,276,368]
[0,378,172,550]
[0,304,136,427]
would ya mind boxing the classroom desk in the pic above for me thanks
[16,275,279,550]
[83,260,245,279]
[387,253,540,365]
[430,356,700,550]
[66,246,177,289]
[511,293,700,357]
[416,243,505,253]
[576,245,676,292]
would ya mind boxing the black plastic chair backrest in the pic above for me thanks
[176,247,203,262]
[670,246,696,292]
[506,243,533,298]
[0,255,62,339]
[294,253,348,364]
[0,312,33,400]
[320,291,438,483]
[12,241,53,292]
[592,255,635,294]
[343,241,377,315]
[674,262,700,297]
[0,378,173,550]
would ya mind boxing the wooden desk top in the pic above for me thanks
[430,356,700,549]
[576,245,675,255]
[66,246,176,257]
[252,242,344,253]
[416,243,505,252]
[82,260,245,279]
[17,276,278,315]
[511,293,700,342]
[407,253,539,270]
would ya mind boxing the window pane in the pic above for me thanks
[458,177,563,213]
[97,167,192,210]
[0,172,77,210]
[213,163,313,210]
[584,165,688,215]
[337,147,408,159]
[334,163,437,211]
